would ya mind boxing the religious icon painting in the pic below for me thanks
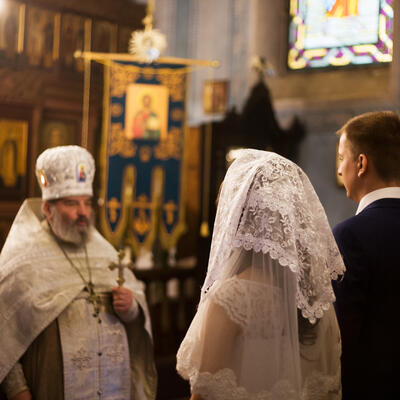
[39,120,76,154]
[77,163,87,182]
[0,118,28,199]
[92,20,117,53]
[125,84,169,141]
[288,0,393,69]
[203,80,228,115]
[26,5,58,68]
[0,0,22,59]
[60,13,85,71]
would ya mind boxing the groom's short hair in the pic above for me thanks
[337,111,400,182]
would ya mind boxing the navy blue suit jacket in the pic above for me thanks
[333,198,400,399]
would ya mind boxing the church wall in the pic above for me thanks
[155,0,252,124]
[155,0,400,229]
[251,0,400,227]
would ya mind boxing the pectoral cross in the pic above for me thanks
[86,281,102,317]
[108,250,133,287]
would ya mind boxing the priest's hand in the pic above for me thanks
[112,286,133,313]
[112,287,140,322]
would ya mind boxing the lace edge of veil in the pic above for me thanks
[202,245,339,324]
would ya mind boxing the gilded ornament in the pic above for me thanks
[111,65,140,97]
[37,169,48,187]
[139,146,152,162]
[171,108,184,122]
[158,73,186,101]
[129,29,167,63]
[141,67,156,80]
[132,194,152,236]
[154,128,182,160]
[163,200,177,225]
[111,103,123,117]
[133,209,151,236]
[107,197,121,223]
[110,123,137,158]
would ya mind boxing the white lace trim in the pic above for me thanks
[185,367,341,400]
[177,338,341,400]
[208,277,283,338]
[176,336,197,381]
[191,368,298,400]
[302,369,341,400]
[202,150,345,323]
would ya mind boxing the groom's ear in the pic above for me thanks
[357,153,368,177]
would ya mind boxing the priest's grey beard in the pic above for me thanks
[48,207,94,246]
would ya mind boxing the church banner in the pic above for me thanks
[99,61,188,254]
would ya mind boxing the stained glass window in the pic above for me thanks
[288,0,393,70]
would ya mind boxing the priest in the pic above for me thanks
[0,145,157,400]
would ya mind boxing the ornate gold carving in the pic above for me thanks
[109,123,137,157]
[154,127,182,160]
[107,197,121,223]
[141,67,156,80]
[110,66,140,97]
[171,108,184,122]
[163,200,177,225]
[158,73,186,101]
[111,103,123,117]
[132,194,153,236]
[139,145,152,162]
[110,62,188,100]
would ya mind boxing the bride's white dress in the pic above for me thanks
[177,276,341,400]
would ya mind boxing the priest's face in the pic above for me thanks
[44,195,93,245]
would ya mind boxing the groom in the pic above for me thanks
[334,111,400,399]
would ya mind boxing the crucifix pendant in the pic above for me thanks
[86,282,101,316]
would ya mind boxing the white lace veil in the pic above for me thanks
[203,149,345,323]
[177,149,344,399]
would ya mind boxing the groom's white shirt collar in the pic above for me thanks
[356,187,400,215]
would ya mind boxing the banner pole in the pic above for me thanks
[81,19,92,148]
[74,50,219,68]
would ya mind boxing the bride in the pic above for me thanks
[177,149,345,400]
